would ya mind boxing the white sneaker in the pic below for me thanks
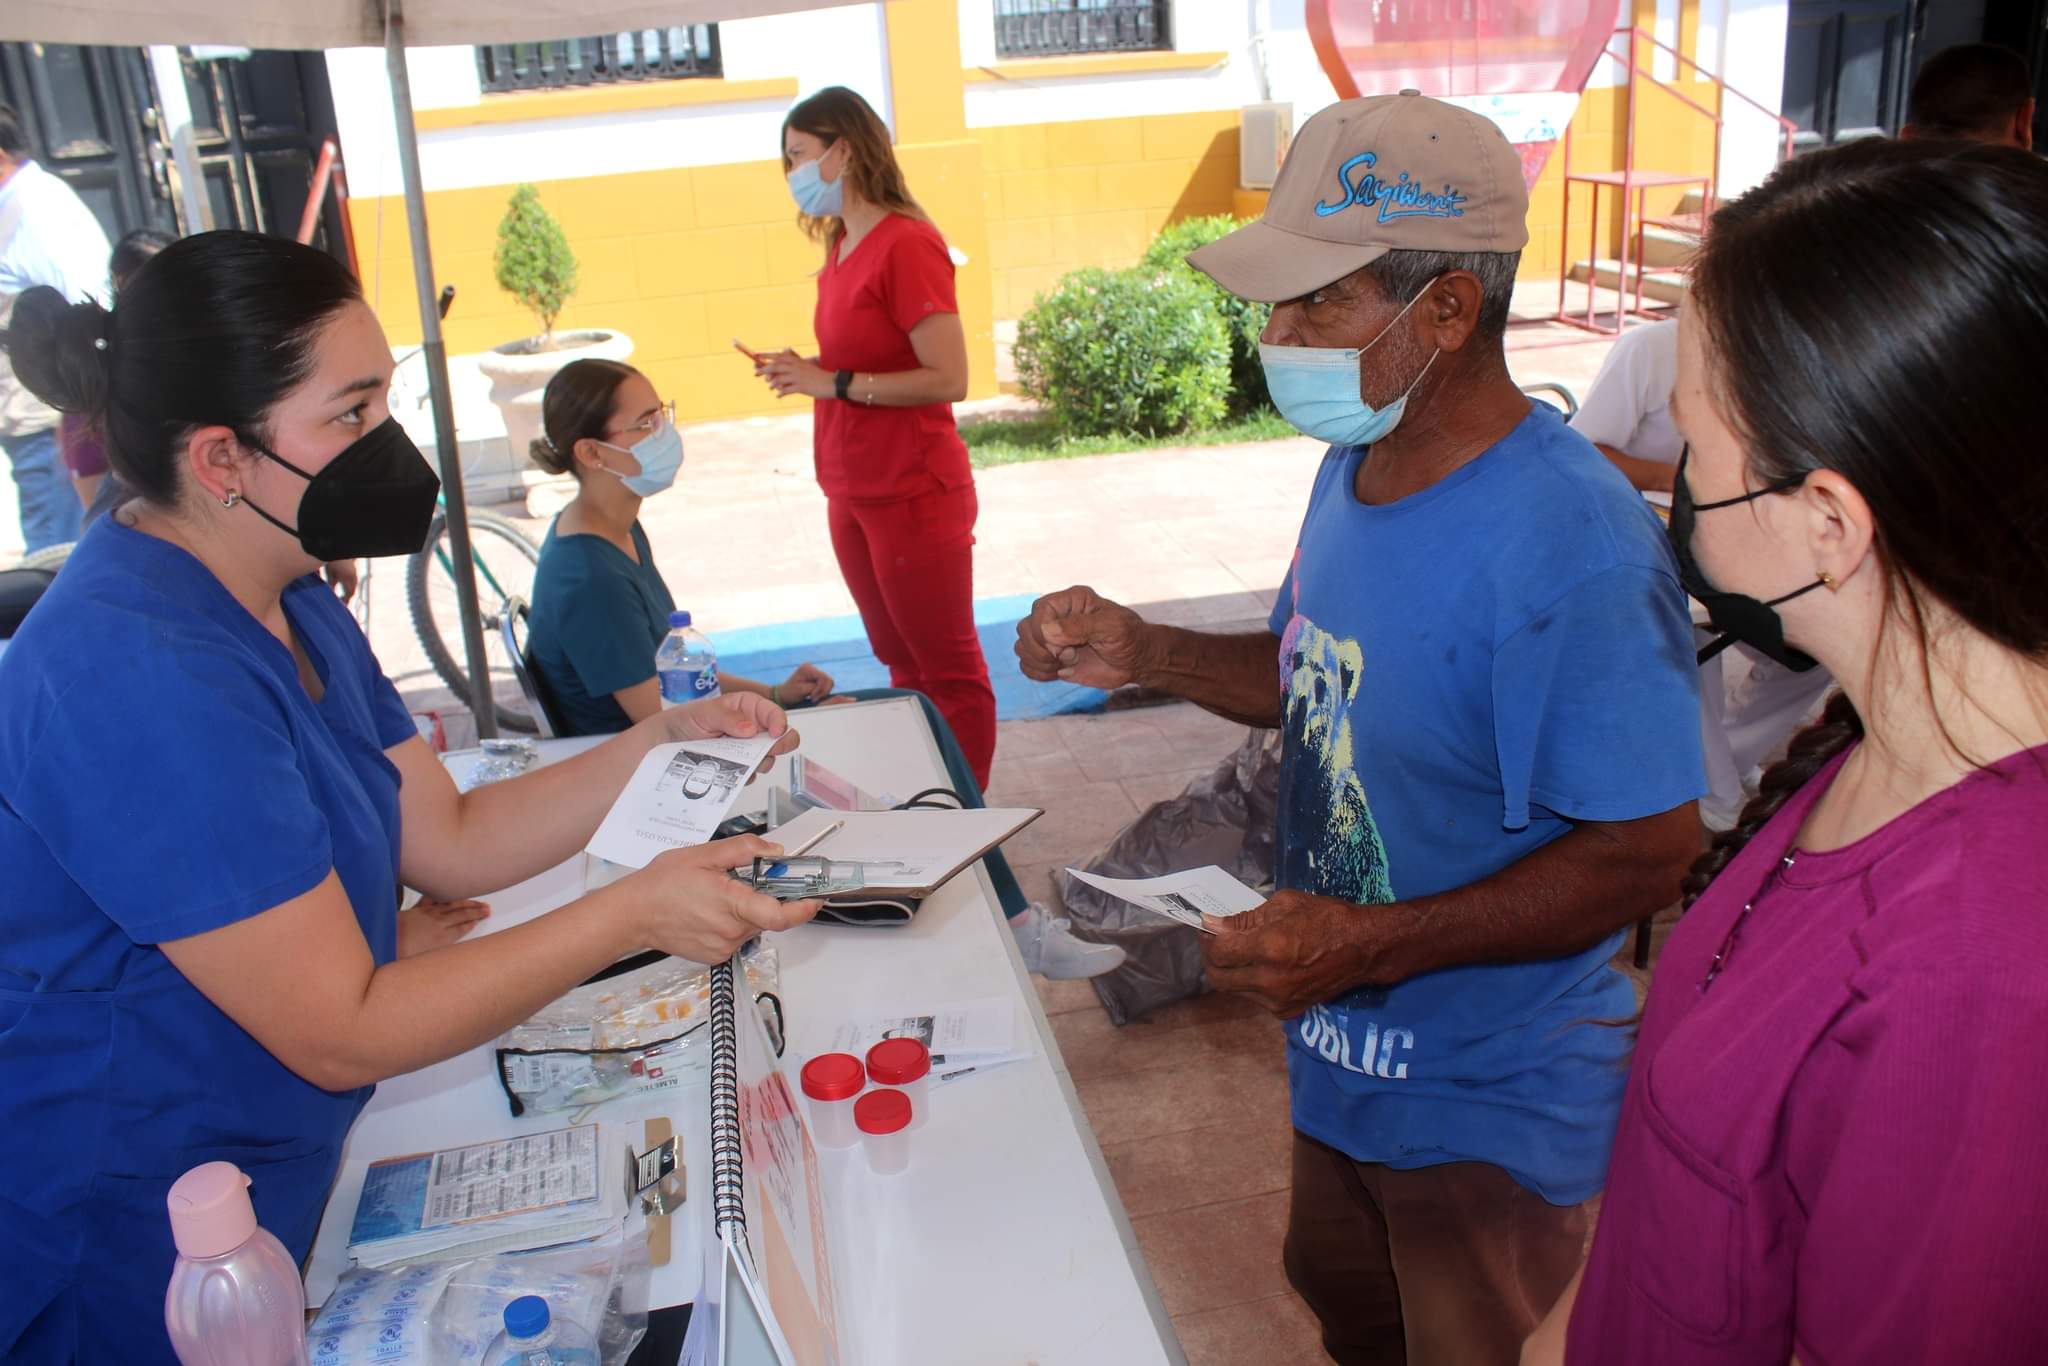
[1011,903,1127,980]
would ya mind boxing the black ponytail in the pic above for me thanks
[1681,691,1862,908]
[2,230,360,506]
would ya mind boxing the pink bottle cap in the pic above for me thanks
[167,1161,258,1260]
[801,1052,866,1102]
[854,1088,912,1136]
[865,1037,930,1085]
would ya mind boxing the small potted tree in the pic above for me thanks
[473,184,632,496]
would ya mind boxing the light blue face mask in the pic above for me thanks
[787,151,844,219]
[598,419,684,498]
[1259,279,1441,447]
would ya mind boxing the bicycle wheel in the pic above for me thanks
[406,508,544,734]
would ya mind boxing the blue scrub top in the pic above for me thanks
[527,519,675,736]
[0,517,415,1363]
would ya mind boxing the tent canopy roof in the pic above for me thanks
[0,1,853,49]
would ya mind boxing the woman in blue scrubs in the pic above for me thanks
[0,233,819,1364]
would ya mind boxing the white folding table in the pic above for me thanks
[307,696,1182,1365]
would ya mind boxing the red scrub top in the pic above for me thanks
[811,212,971,502]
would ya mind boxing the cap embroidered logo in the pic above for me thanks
[1314,152,1469,222]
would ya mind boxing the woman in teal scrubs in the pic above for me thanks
[524,359,1124,981]
[0,233,819,1364]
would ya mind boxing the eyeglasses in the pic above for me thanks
[606,399,675,440]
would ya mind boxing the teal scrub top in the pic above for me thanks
[0,517,415,1363]
[528,519,675,736]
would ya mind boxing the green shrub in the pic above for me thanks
[1014,267,1233,439]
[1140,214,1270,412]
[494,184,578,344]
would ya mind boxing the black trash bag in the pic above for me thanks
[1054,727,1282,1025]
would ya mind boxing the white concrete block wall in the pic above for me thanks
[326,5,891,200]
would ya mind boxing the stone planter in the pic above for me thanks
[471,328,634,498]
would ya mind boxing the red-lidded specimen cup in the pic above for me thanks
[864,1037,931,1130]
[800,1052,866,1149]
[854,1087,912,1175]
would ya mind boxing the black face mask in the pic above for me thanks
[241,416,441,562]
[1669,445,1824,673]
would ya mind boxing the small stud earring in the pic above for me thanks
[1817,570,1838,591]
[222,491,241,509]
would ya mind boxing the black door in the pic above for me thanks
[175,49,349,259]
[1783,0,1917,150]
[0,43,346,265]
[0,43,173,248]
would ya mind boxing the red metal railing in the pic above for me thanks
[295,138,361,279]
[1554,27,1799,333]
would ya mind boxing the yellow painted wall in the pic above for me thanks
[976,110,1241,319]
[349,138,1000,422]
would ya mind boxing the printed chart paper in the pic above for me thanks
[587,733,778,869]
[1063,866,1266,934]
[825,998,1033,1084]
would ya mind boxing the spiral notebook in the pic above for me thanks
[683,958,843,1366]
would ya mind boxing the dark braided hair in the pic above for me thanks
[1675,138,2048,905]
[1681,691,1862,908]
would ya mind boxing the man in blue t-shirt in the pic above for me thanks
[1018,93,1703,1365]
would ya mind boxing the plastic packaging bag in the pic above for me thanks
[494,942,782,1116]
[1055,728,1281,1025]
[306,1221,648,1365]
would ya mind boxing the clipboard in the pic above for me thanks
[763,806,1044,899]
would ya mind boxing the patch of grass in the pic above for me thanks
[959,407,1298,468]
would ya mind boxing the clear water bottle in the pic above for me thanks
[655,610,720,706]
[481,1295,600,1366]
[163,1162,310,1366]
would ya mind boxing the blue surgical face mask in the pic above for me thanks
[787,150,844,219]
[1259,279,1441,447]
[598,419,684,498]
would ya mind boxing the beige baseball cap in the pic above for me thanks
[1189,90,1529,303]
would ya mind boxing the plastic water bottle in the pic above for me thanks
[163,1161,311,1366]
[481,1295,600,1366]
[655,610,720,705]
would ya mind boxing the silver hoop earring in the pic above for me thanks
[222,491,241,509]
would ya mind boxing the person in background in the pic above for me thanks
[755,86,998,791]
[1021,92,1702,1364]
[1571,319,1835,831]
[1570,317,1681,496]
[1901,41,2033,148]
[530,358,1121,979]
[1521,135,2048,1366]
[0,100,111,553]
[0,232,819,1364]
[59,227,175,527]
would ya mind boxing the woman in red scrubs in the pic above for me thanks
[756,86,997,788]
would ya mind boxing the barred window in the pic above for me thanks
[475,27,720,94]
[993,1,1172,59]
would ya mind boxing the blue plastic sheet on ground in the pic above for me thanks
[711,592,1106,721]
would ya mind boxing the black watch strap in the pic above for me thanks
[834,368,853,401]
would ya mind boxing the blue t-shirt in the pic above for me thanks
[0,518,414,1363]
[1269,404,1703,1205]
[528,519,676,736]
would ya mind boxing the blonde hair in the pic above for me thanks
[780,86,928,250]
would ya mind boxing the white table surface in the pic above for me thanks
[307,697,1182,1366]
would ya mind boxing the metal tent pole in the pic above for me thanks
[385,0,497,739]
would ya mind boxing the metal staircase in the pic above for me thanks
[1555,27,1798,333]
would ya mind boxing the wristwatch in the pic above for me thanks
[834,368,853,401]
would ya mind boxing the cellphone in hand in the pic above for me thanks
[732,338,766,364]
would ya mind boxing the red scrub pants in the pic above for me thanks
[826,484,996,788]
